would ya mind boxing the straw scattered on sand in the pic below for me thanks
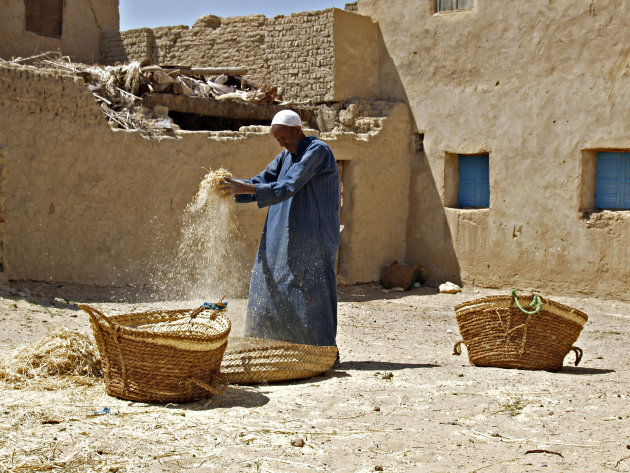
[0,328,101,387]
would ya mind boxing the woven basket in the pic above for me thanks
[221,337,338,384]
[79,304,231,403]
[453,292,588,371]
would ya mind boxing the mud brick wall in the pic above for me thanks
[0,65,103,122]
[100,28,154,66]
[101,10,337,102]
[263,12,335,101]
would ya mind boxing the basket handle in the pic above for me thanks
[570,346,583,366]
[78,304,128,390]
[78,304,116,330]
[191,296,228,320]
[511,289,544,315]
[189,372,229,396]
[453,340,465,356]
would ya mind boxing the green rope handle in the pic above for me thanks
[511,289,544,315]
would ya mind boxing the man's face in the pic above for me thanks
[272,124,301,154]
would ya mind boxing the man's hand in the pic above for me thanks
[215,177,257,196]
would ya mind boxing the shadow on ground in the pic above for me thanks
[338,283,438,303]
[559,366,615,375]
[336,360,439,371]
[164,386,270,410]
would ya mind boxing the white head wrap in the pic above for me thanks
[271,110,302,127]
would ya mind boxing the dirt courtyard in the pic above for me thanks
[0,281,629,472]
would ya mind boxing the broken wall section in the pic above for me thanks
[101,9,383,103]
[0,65,413,289]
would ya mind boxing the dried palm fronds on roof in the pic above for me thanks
[1,52,288,138]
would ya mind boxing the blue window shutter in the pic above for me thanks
[596,152,624,209]
[458,155,490,207]
[458,157,478,207]
[479,157,490,207]
[623,155,630,209]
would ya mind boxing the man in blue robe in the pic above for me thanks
[217,110,340,347]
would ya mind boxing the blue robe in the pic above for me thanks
[235,135,340,346]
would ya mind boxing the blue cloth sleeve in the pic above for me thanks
[247,152,285,185]
[255,143,330,208]
[234,152,285,204]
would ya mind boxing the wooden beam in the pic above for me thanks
[143,93,313,123]
[155,66,249,76]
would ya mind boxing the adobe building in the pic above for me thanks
[0,0,118,64]
[0,0,628,300]
[356,0,630,299]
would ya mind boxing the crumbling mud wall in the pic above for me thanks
[0,0,118,63]
[358,0,630,299]
[101,9,383,103]
[0,64,411,288]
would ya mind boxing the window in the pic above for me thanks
[458,154,489,207]
[25,0,63,37]
[436,0,474,12]
[595,152,630,209]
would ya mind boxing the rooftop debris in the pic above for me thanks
[1,52,290,138]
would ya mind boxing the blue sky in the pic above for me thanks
[119,0,350,31]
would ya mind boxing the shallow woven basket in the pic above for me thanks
[79,304,231,403]
[221,337,338,384]
[453,293,588,371]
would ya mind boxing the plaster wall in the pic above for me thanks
[101,9,382,103]
[358,0,630,299]
[333,10,380,101]
[0,64,411,289]
[0,143,6,278]
[0,0,118,63]
[325,103,413,283]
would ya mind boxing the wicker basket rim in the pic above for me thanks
[454,294,588,325]
[80,304,231,344]
[225,339,338,357]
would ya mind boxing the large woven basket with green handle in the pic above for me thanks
[453,291,588,371]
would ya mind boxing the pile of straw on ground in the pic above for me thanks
[0,328,101,388]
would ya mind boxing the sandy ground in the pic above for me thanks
[0,281,629,473]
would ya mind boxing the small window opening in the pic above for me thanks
[458,154,489,208]
[595,151,630,210]
[436,0,474,12]
[414,133,424,153]
[25,0,64,37]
